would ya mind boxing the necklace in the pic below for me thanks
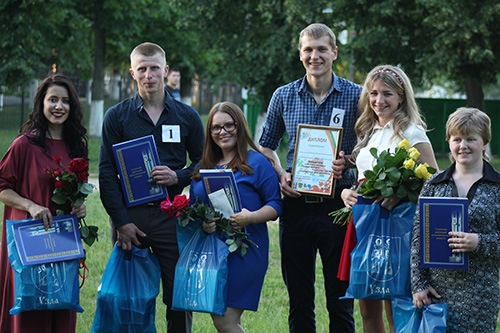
[217,163,229,169]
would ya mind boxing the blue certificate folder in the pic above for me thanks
[199,169,242,213]
[419,197,468,269]
[7,214,84,266]
[112,135,168,207]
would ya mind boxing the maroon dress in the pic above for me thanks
[0,134,77,333]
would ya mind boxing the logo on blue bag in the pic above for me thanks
[31,262,66,293]
[186,251,210,295]
[366,235,401,282]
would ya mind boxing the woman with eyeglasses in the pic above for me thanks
[189,101,283,332]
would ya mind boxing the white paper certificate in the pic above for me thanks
[291,124,343,197]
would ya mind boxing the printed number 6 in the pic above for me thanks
[332,113,341,124]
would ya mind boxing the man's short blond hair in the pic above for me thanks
[130,42,166,66]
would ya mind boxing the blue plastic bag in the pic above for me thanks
[91,245,161,333]
[419,300,447,333]
[392,297,447,333]
[392,297,421,333]
[343,199,416,299]
[6,220,83,314]
[172,229,229,316]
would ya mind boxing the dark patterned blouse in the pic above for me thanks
[411,161,500,333]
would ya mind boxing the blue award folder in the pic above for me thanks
[7,214,84,266]
[419,197,468,269]
[112,135,168,207]
[200,169,242,213]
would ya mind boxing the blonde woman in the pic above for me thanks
[340,65,438,332]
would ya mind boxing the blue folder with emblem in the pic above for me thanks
[112,135,168,207]
[7,214,84,266]
[419,197,468,269]
[199,169,242,213]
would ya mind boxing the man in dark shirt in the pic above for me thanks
[99,42,204,333]
[166,67,181,101]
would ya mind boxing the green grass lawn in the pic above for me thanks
[1,129,500,332]
[72,193,340,332]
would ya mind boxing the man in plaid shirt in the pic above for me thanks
[259,23,362,333]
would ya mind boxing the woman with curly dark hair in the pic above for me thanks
[0,74,88,333]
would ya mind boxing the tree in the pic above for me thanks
[173,0,347,105]
[417,0,500,110]
[335,0,500,110]
[80,0,209,137]
[0,0,92,88]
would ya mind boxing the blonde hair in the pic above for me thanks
[352,65,426,160]
[446,107,491,162]
[130,42,166,66]
[298,23,336,51]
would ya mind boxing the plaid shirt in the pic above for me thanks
[259,72,362,189]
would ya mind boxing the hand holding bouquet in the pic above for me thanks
[330,139,436,225]
[161,194,256,256]
[45,156,98,247]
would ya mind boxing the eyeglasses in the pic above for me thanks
[210,122,237,134]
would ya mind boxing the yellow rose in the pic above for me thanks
[398,139,410,150]
[423,172,433,181]
[404,158,415,169]
[408,147,420,160]
[415,164,429,179]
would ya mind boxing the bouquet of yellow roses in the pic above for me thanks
[330,139,436,225]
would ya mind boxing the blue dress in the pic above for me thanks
[189,150,283,311]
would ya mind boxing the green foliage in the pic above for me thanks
[330,140,437,226]
[0,0,93,86]
[173,0,347,103]
[174,197,256,256]
[358,143,436,204]
[335,0,500,106]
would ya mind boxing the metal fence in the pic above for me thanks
[0,77,242,131]
[1,84,499,156]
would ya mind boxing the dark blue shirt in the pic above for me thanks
[99,89,204,227]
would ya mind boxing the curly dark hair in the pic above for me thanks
[20,74,88,158]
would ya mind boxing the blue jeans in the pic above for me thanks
[280,195,354,333]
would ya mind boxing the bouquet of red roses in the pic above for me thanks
[161,194,256,256]
[45,156,98,246]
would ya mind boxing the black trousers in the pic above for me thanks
[111,205,192,333]
[280,195,355,333]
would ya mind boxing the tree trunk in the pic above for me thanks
[464,78,485,111]
[89,0,105,137]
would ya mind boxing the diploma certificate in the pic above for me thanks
[291,124,342,197]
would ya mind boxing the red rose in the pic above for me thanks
[171,194,190,212]
[54,181,64,188]
[68,158,88,173]
[160,197,175,218]
[53,156,62,164]
[52,168,62,178]
[75,170,89,182]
